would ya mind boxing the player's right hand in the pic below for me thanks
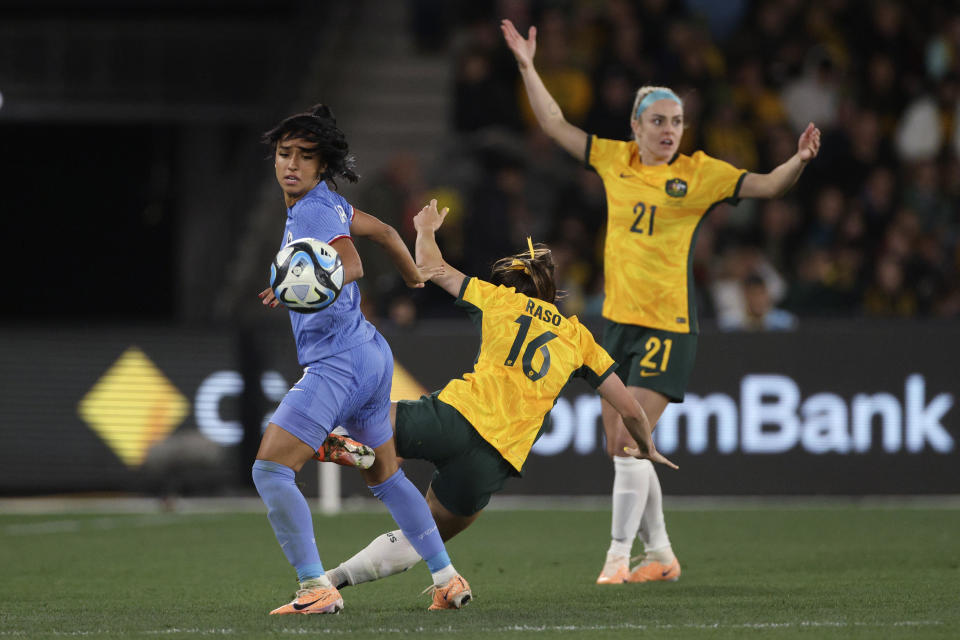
[258,287,279,309]
[500,19,537,70]
[624,445,679,471]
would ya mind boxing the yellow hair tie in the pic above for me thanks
[509,259,530,275]
[527,236,535,260]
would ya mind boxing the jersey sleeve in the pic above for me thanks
[453,276,483,328]
[336,193,355,224]
[295,198,352,246]
[585,135,620,176]
[572,324,618,388]
[694,151,748,206]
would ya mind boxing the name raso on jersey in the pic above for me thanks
[522,298,563,327]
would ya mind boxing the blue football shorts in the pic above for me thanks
[269,331,394,451]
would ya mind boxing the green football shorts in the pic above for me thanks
[395,392,519,517]
[601,321,698,402]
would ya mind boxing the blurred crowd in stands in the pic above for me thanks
[361,0,960,331]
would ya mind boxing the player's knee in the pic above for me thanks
[362,455,399,486]
[251,459,294,495]
[426,490,477,541]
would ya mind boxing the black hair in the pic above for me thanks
[490,243,559,304]
[262,103,359,189]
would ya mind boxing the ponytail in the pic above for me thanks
[490,243,559,304]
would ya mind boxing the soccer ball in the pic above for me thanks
[270,238,344,313]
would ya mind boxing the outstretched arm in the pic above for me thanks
[350,208,435,288]
[500,19,588,162]
[257,208,430,309]
[413,199,466,297]
[597,373,678,470]
[740,122,821,199]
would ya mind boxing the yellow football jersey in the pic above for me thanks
[438,277,616,471]
[587,136,746,333]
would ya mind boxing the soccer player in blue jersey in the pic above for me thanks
[252,104,471,614]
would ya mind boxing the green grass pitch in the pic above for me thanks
[1,505,958,639]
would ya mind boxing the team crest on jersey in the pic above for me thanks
[665,178,688,198]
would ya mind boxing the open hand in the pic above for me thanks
[405,263,445,288]
[412,199,449,233]
[797,122,821,163]
[624,443,679,471]
[500,19,537,70]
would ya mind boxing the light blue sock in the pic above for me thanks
[252,459,325,582]
[369,468,451,572]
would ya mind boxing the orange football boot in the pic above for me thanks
[424,575,472,610]
[595,555,630,584]
[269,585,344,615]
[628,556,681,583]
[314,433,375,470]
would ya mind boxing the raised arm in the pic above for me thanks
[413,199,466,297]
[350,208,432,288]
[597,373,678,470]
[500,19,588,162]
[740,122,821,199]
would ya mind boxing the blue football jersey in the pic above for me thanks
[281,181,375,365]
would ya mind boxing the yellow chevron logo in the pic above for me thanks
[391,360,428,401]
[78,346,189,467]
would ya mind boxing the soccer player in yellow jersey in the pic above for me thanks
[323,200,677,595]
[502,19,821,585]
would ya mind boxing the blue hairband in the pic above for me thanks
[634,89,682,119]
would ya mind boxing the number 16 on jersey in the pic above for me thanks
[504,315,557,381]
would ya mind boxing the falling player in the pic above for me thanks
[322,199,677,592]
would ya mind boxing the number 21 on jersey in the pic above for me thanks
[631,202,656,235]
[639,336,672,374]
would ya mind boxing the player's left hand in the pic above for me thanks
[797,122,821,163]
[258,287,280,309]
[405,264,445,288]
[413,199,448,233]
